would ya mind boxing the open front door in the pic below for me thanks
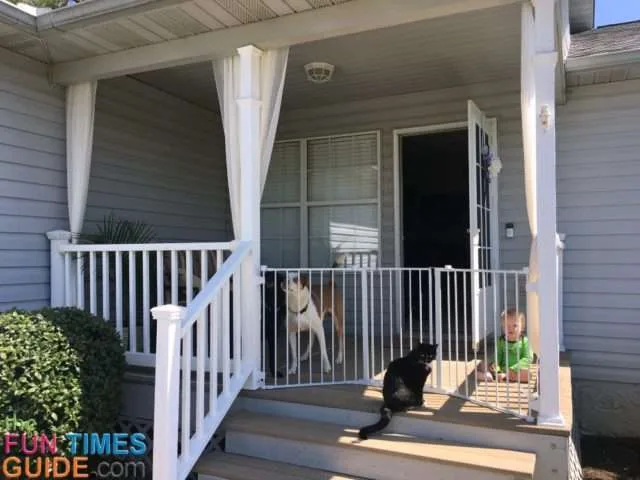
[468,100,499,349]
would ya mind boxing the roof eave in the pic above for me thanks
[0,0,37,32]
[566,50,640,72]
[35,0,186,33]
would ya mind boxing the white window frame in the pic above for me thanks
[261,130,382,268]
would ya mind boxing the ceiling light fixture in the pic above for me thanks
[304,62,335,83]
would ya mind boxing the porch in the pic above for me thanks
[119,356,574,479]
[42,1,567,479]
[208,357,574,479]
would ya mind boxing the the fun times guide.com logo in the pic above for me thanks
[2,432,149,478]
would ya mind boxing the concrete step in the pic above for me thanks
[224,410,536,480]
[196,451,363,480]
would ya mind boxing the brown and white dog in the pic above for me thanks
[281,274,345,375]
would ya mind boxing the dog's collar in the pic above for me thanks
[288,302,309,315]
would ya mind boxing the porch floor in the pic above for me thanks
[249,354,573,437]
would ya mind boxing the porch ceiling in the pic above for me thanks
[0,0,353,64]
[131,3,522,111]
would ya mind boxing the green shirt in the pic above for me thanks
[494,335,533,373]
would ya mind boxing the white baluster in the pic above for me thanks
[142,251,150,354]
[361,269,370,381]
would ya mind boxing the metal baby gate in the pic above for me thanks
[260,265,536,421]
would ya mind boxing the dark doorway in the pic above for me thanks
[400,129,470,336]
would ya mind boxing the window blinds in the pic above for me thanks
[261,132,379,268]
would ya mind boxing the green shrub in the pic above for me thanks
[0,308,126,453]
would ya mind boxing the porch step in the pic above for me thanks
[196,451,363,479]
[224,410,536,480]
[237,385,543,450]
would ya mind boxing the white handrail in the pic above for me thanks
[152,240,254,480]
[182,241,251,332]
[60,241,237,253]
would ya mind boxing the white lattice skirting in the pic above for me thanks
[115,415,223,479]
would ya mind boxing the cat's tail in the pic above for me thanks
[358,406,392,440]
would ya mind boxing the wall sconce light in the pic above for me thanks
[540,105,553,130]
[505,222,515,238]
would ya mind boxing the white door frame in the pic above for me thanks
[393,121,467,270]
[392,119,499,333]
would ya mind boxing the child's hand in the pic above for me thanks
[497,372,507,382]
[480,371,494,382]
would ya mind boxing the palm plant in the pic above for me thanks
[78,213,159,351]
[79,212,156,245]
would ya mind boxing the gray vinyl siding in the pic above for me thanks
[557,78,640,385]
[0,52,66,311]
[86,77,230,243]
[277,76,640,386]
[0,60,230,312]
[275,79,529,339]
[277,78,530,272]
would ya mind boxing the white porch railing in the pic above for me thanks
[152,241,253,480]
[261,266,535,420]
[49,235,234,367]
[48,235,255,478]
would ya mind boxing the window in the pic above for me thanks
[261,132,380,268]
[261,141,301,268]
[473,124,493,287]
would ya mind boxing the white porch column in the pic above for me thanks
[237,45,263,389]
[533,0,563,426]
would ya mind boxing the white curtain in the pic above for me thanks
[521,3,540,354]
[66,81,98,240]
[213,55,241,237]
[260,48,289,195]
[213,47,289,238]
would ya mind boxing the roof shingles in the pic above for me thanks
[570,22,640,59]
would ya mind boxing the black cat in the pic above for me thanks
[358,342,438,440]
